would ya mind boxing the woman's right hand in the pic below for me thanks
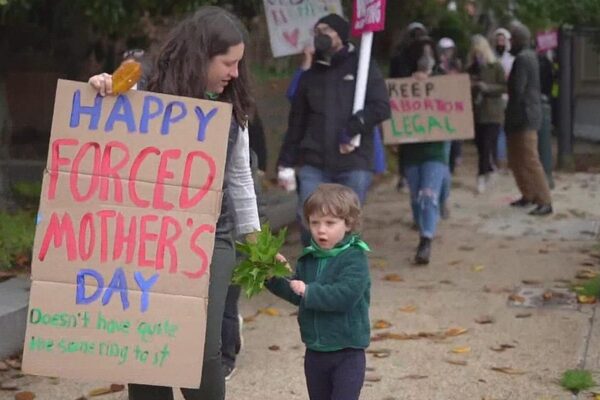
[88,73,113,96]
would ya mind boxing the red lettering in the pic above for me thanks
[156,216,182,272]
[96,210,116,263]
[138,215,158,267]
[129,147,159,208]
[78,212,95,261]
[423,99,434,111]
[48,139,78,200]
[153,149,180,210]
[455,101,464,112]
[38,212,77,261]
[185,224,215,279]
[389,99,401,112]
[113,213,137,264]
[70,142,101,202]
[99,141,129,202]
[180,151,217,209]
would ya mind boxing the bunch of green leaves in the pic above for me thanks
[575,276,600,298]
[232,224,290,298]
[560,369,595,393]
[0,210,35,270]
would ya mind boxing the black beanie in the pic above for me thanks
[316,14,349,43]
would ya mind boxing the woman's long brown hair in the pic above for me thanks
[147,6,253,126]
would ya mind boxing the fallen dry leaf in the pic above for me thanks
[370,259,388,269]
[366,349,391,358]
[110,384,125,393]
[373,320,392,330]
[88,387,113,397]
[268,345,280,351]
[0,361,8,371]
[578,295,597,304]
[382,274,403,282]
[5,359,21,370]
[490,367,526,375]
[542,291,554,301]
[439,280,454,285]
[398,374,428,380]
[0,380,18,390]
[399,305,417,313]
[472,265,485,272]
[451,346,471,354]
[364,372,382,382]
[475,315,494,324]
[259,307,280,317]
[483,285,512,294]
[445,359,467,366]
[515,313,532,318]
[508,294,526,303]
[522,279,542,285]
[14,391,35,400]
[242,311,260,323]
[581,261,596,267]
[576,269,598,279]
[448,260,462,266]
[490,344,515,352]
[445,327,468,337]
[538,249,550,254]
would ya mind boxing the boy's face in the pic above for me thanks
[308,213,350,249]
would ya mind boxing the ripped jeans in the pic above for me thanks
[404,161,448,239]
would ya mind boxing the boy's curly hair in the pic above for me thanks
[303,183,362,232]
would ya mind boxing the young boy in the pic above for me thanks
[267,183,371,400]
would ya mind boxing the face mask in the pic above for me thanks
[314,34,333,62]
[417,55,435,73]
[496,45,505,55]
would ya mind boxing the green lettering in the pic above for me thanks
[444,116,456,133]
[427,116,443,133]
[402,115,413,136]
[391,118,404,137]
[413,114,425,134]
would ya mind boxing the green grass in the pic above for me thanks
[560,369,596,393]
[11,181,42,209]
[0,210,36,270]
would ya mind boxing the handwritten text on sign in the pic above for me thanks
[22,80,231,388]
[382,74,474,144]
[264,0,343,58]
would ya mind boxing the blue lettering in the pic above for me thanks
[194,106,218,142]
[76,269,104,305]
[102,267,129,310]
[105,96,136,133]
[161,101,187,135]
[140,95,164,134]
[70,90,102,130]
[134,272,159,313]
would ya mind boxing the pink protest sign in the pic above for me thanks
[351,0,386,36]
[537,30,558,52]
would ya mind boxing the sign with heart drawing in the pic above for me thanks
[263,0,343,58]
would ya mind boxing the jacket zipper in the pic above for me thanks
[313,258,326,347]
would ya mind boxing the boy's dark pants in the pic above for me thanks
[128,236,235,400]
[304,348,366,400]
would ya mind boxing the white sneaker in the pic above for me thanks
[477,176,486,194]
[486,172,496,187]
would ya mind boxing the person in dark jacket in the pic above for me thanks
[267,183,371,400]
[467,34,507,194]
[277,13,390,245]
[505,22,553,216]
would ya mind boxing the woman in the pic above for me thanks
[89,7,260,400]
[466,34,507,194]
[399,36,449,265]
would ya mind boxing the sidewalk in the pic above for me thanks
[1,144,600,399]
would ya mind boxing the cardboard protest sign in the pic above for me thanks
[382,74,474,144]
[22,80,232,388]
[264,0,343,58]
[351,0,386,36]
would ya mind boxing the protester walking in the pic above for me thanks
[277,13,390,245]
[89,6,265,400]
[467,35,507,194]
[505,22,553,216]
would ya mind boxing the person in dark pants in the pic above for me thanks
[89,7,266,400]
[466,35,507,194]
[538,51,555,189]
[267,183,371,400]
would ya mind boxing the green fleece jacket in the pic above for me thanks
[266,234,371,352]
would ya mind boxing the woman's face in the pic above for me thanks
[206,42,245,94]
